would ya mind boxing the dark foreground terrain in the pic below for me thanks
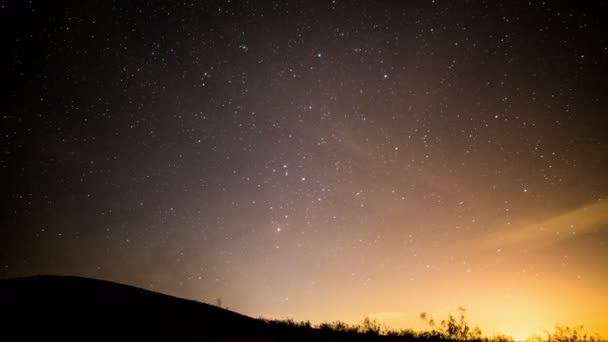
[0,276,600,342]
[0,275,408,341]
[0,275,276,340]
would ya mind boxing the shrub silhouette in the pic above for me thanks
[3,276,601,341]
[420,307,482,341]
[535,325,598,342]
[319,320,353,333]
[360,316,383,335]
[259,308,598,342]
[490,334,515,342]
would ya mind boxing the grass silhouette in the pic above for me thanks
[0,275,600,341]
[262,308,599,342]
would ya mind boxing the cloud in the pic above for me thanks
[486,199,608,250]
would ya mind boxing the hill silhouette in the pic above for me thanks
[0,275,276,340]
[1,275,599,342]
[0,275,410,341]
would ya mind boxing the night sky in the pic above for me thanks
[2,1,607,339]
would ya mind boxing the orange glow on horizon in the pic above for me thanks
[246,200,608,341]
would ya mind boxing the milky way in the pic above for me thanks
[2,1,607,338]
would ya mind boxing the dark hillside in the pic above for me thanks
[0,275,268,340]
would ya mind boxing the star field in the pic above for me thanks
[1,1,607,339]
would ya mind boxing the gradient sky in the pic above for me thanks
[2,1,607,339]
